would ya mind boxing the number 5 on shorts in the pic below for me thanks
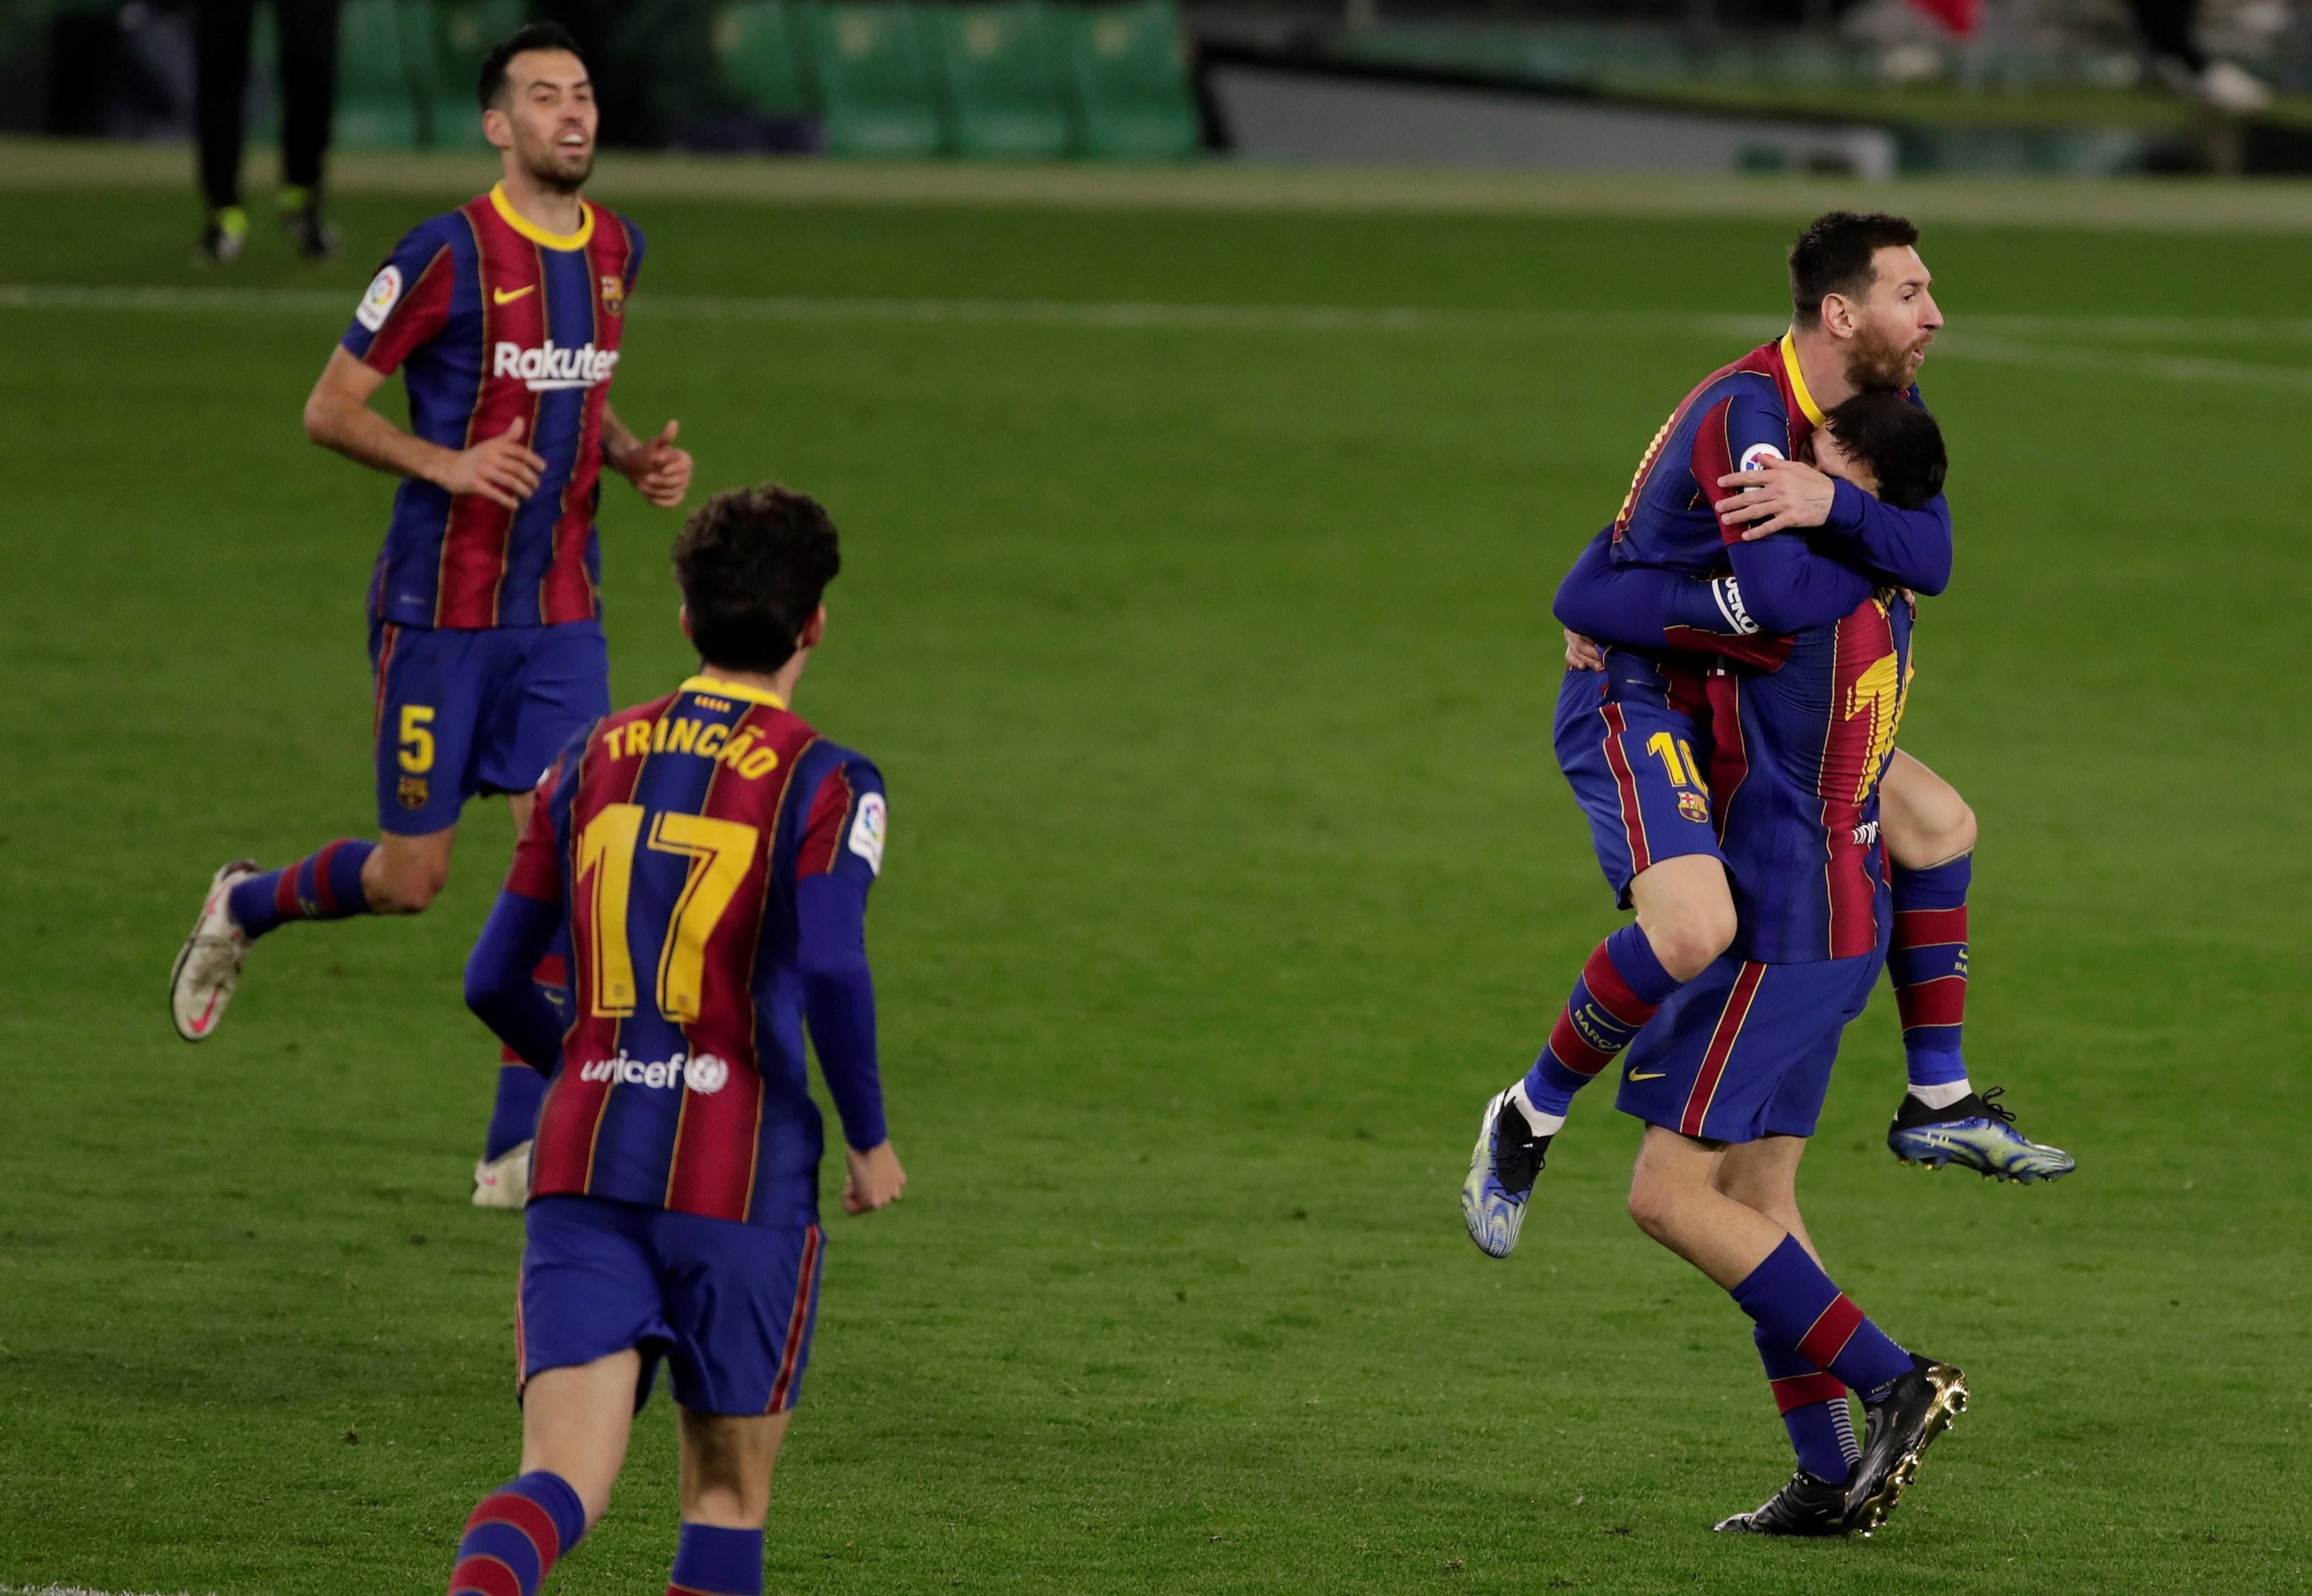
[398,705,436,773]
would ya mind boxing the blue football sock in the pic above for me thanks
[1889,855,1971,1090]
[228,840,375,939]
[448,1470,586,1596]
[1520,923,1681,1120]
[666,1522,763,1596]
[1755,1326,1857,1484]
[1730,1235,1914,1399]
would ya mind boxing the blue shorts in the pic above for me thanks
[1614,950,1883,1144]
[517,1196,825,1416]
[1554,656,1723,908]
[368,618,609,835]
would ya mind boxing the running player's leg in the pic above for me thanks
[1877,751,2073,1180]
[1620,954,1967,1536]
[1463,664,1731,1258]
[670,1408,792,1595]
[469,621,609,1205]
[657,1210,825,1596]
[169,623,487,1041]
[446,1194,664,1595]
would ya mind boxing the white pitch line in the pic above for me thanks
[4,283,2311,392]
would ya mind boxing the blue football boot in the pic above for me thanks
[1462,1088,1550,1258]
[1887,1087,2075,1182]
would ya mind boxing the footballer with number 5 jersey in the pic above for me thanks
[446,483,903,1596]
[169,23,695,1210]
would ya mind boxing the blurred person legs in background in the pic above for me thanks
[2127,0,2274,111]
[193,0,343,261]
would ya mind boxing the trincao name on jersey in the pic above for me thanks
[1609,333,1832,577]
[341,183,644,631]
[1701,589,1916,966]
[505,676,889,1228]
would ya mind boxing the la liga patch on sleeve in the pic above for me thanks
[848,792,886,875]
[355,265,403,331]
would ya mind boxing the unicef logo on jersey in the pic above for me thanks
[577,1049,731,1095]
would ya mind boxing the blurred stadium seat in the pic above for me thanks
[925,3,1075,158]
[799,2,948,155]
[1054,0,1201,159]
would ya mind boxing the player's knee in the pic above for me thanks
[1646,902,1735,983]
[366,850,449,913]
[1625,1173,1680,1244]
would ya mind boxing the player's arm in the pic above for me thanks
[465,891,565,1070]
[1708,457,1953,596]
[1552,527,1737,650]
[599,400,693,508]
[303,348,545,509]
[796,765,903,1214]
[1812,480,1953,595]
[464,759,575,1072]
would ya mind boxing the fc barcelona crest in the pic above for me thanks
[397,775,430,811]
[600,275,626,316]
[1677,790,1710,824]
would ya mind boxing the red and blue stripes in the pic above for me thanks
[448,1471,586,1596]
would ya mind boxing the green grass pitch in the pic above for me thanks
[0,172,2306,1595]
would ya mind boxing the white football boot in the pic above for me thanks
[170,861,260,1041]
[472,1139,533,1209]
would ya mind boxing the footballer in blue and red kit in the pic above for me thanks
[350,180,641,834]
[446,478,897,1596]
[485,673,889,1409]
[168,25,698,1214]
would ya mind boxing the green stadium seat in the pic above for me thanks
[798,2,946,157]
[714,0,816,118]
[331,0,422,150]
[1052,0,1198,160]
[924,3,1072,159]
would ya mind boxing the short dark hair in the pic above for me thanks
[1822,392,1946,511]
[672,485,842,674]
[478,22,586,111]
[1789,212,1921,328]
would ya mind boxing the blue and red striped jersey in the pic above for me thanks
[1703,590,1916,964]
[1609,334,1826,576]
[341,183,645,631]
[505,675,888,1228]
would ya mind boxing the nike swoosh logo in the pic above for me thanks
[492,285,536,305]
[1627,1071,1666,1081]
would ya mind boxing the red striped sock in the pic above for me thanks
[448,1471,586,1596]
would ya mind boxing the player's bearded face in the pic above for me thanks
[504,53,598,193]
[1843,318,1919,393]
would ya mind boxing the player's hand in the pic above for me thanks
[1564,629,1605,671]
[1712,454,1836,538]
[842,1140,907,1214]
[437,418,546,509]
[619,419,693,508]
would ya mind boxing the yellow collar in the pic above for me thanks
[488,182,594,251]
[682,673,788,709]
[1779,331,1828,428]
